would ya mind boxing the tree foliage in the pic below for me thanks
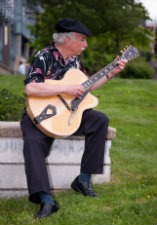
[28,0,153,74]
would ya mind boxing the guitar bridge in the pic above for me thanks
[34,104,57,124]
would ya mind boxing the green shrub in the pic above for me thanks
[0,89,24,121]
[119,58,154,79]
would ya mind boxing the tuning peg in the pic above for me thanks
[121,48,125,54]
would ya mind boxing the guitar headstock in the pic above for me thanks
[121,45,139,61]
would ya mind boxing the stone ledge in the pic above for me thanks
[0,121,116,197]
[0,121,116,140]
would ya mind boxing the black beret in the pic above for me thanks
[55,18,92,37]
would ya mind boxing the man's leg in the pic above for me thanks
[71,109,109,196]
[21,112,59,218]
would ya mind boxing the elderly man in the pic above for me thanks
[21,18,127,219]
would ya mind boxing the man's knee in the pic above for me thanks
[97,111,109,125]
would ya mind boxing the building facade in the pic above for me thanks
[0,0,39,74]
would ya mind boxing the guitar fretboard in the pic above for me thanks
[82,60,118,90]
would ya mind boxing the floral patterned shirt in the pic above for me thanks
[24,43,88,85]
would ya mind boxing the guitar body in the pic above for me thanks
[26,68,98,138]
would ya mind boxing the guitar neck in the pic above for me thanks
[82,59,118,90]
[81,45,139,90]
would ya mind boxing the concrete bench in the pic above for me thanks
[0,121,116,198]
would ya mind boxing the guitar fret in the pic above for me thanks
[82,80,94,89]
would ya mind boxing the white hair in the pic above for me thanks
[52,32,76,45]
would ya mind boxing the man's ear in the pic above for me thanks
[66,35,72,44]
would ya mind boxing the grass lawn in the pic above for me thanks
[0,75,157,225]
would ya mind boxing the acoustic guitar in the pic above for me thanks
[26,45,139,138]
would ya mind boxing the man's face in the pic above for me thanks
[67,33,88,56]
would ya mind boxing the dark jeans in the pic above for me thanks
[20,109,109,203]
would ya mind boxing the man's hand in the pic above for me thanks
[64,85,85,98]
[110,58,128,78]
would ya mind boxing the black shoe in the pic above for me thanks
[35,201,59,219]
[71,176,98,197]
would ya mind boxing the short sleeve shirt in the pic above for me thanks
[24,43,88,85]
